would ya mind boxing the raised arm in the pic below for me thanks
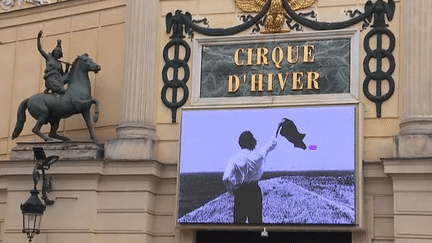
[259,137,277,157]
[37,31,49,60]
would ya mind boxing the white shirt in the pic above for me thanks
[223,137,277,193]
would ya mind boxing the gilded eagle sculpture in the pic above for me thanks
[235,0,316,33]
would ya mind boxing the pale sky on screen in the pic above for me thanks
[179,106,356,173]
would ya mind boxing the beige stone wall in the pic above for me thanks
[0,158,177,242]
[157,0,401,243]
[0,0,405,242]
[0,0,126,160]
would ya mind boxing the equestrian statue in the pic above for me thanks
[12,31,101,143]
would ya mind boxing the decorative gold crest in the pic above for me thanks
[235,0,316,33]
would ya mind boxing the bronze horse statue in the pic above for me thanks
[12,54,101,142]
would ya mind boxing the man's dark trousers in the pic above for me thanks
[233,181,262,223]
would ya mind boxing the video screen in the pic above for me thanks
[178,106,356,226]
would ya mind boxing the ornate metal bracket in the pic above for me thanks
[32,147,58,205]
[162,0,396,121]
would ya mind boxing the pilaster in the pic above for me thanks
[105,0,159,160]
[395,0,432,157]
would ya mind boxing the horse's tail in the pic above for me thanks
[12,98,29,139]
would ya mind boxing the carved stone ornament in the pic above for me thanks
[0,0,14,10]
[1,0,53,10]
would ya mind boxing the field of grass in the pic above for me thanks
[178,172,355,225]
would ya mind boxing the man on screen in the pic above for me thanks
[223,131,277,223]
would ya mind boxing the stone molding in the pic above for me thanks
[10,142,103,160]
[381,157,432,241]
[382,157,432,176]
[0,159,176,178]
[399,117,432,135]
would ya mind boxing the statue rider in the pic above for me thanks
[37,30,71,94]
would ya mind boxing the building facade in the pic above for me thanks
[0,0,431,242]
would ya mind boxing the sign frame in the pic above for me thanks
[175,104,364,232]
[191,29,360,107]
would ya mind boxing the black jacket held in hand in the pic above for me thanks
[276,118,307,150]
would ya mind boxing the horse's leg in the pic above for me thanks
[82,109,98,143]
[93,99,99,123]
[75,98,99,122]
[32,117,52,142]
[49,119,71,141]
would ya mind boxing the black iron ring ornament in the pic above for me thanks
[161,38,191,123]
[363,28,396,117]
[162,0,396,122]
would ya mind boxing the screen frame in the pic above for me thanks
[175,104,364,232]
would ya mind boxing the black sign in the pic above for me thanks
[197,231,352,243]
[198,36,352,98]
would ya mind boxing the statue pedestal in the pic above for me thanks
[10,141,104,160]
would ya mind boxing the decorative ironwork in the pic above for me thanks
[282,0,396,117]
[163,0,396,121]
[239,15,266,33]
[162,11,192,123]
[362,1,395,117]
[363,25,395,117]
[32,147,58,205]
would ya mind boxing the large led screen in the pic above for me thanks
[178,106,357,226]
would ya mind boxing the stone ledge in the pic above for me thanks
[381,157,432,175]
[11,141,104,160]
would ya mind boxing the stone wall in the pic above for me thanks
[0,0,408,242]
[158,0,401,243]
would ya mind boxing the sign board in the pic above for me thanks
[192,30,359,106]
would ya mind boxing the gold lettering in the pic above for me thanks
[277,72,289,91]
[267,73,274,92]
[251,73,264,92]
[272,46,284,69]
[234,49,245,67]
[307,72,320,90]
[257,47,269,66]
[228,75,241,93]
[247,48,254,66]
[292,72,304,91]
[243,74,247,83]
[287,46,299,64]
[303,44,315,63]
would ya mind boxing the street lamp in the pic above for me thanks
[20,189,45,242]
[20,147,59,242]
